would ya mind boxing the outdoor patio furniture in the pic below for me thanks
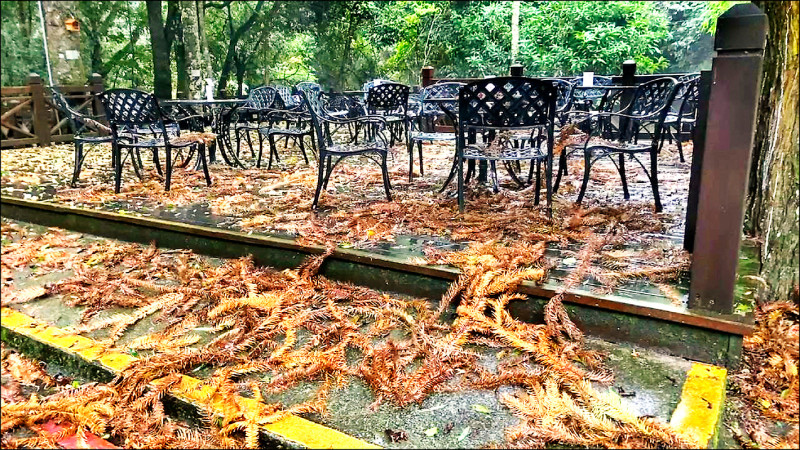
[574,77,680,212]
[160,98,246,167]
[364,81,410,147]
[570,75,614,111]
[455,77,558,212]
[407,82,464,181]
[296,81,322,93]
[48,87,114,187]
[662,74,700,162]
[257,104,316,169]
[299,88,392,209]
[234,86,283,160]
[99,88,212,193]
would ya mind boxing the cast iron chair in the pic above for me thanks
[99,89,212,193]
[570,75,614,111]
[49,87,114,186]
[364,82,410,147]
[407,82,464,181]
[662,74,700,162]
[574,77,680,212]
[234,86,283,160]
[299,88,392,209]
[257,102,317,169]
[296,81,322,93]
[456,77,558,212]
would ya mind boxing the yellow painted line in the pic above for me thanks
[670,362,727,448]
[1,307,380,449]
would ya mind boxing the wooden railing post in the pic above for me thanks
[421,66,434,87]
[89,73,108,135]
[688,3,768,313]
[28,73,51,147]
[619,60,637,138]
[510,64,524,76]
[683,70,713,252]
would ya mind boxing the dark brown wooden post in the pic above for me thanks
[28,73,51,147]
[619,60,637,138]
[621,60,636,86]
[89,73,108,135]
[510,64,524,76]
[421,66,434,87]
[688,3,768,313]
[683,70,713,252]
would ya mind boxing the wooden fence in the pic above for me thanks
[1,73,105,149]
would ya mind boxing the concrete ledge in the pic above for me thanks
[670,363,728,448]
[1,308,379,449]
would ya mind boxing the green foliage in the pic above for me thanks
[0,0,739,90]
[0,1,46,85]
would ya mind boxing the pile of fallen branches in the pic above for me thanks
[0,344,231,449]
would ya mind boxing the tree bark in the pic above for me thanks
[747,1,799,301]
[511,1,520,63]
[179,0,205,98]
[147,1,173,99]
[168,1,189,99]
[42,1,88,85]
[215,1,267,97]
[196,1,214,88]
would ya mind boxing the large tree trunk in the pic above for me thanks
[147,1,172,99]
[42,1,88,85]
[747,1,799,301]
[511,1,520,63]
[179,0,205,99]
[196,2,214,90]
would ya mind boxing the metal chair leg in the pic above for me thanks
[71,142,83,187]
[199,144,212,186]
[312,154,327,209]
[165,146,173,191]
[618,153,630,200]
[650,151,662,212]
[576,150,593,205]
[417,141,424,176]
[407,137,414,181]
[380,152,392,201]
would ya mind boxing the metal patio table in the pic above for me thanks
[161,98,247,167]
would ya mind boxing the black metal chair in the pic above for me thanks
[456,77,558,212]
[299,88,392,209]
[99,88,212,193]
[662,74,700,162]
[257,104,317,170]
[364,82,410,147]
[296,81,322,93]
[570,75,614,111]
[574,77,680,212]
[49,87,114,187]
[234,86,282,160]
[407,82,464,181]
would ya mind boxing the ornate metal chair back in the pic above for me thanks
[365,82,410,116]
[98,88,167,140]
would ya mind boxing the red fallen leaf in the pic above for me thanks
[38,420,120,449]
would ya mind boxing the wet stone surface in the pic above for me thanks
[1,219,699,448]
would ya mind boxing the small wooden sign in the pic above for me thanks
[64,18,80,32]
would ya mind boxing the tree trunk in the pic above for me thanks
[147,1,172,99]
[169,1,189,99]
[746,1,799,301]
[42,1,88,85]
[511,1,520,63]
[179,0,205,99]
[196,2,214,87]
